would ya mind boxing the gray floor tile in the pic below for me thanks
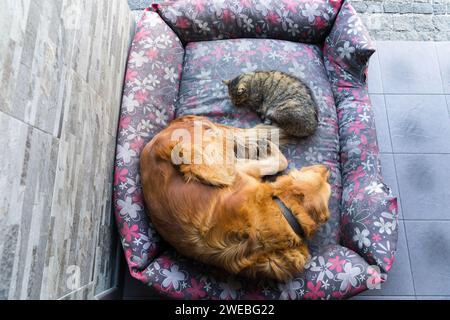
[377,41,443,94]
[416,296,450,300]
[368,51,383,94]
[128,0,153,10]
[405,221,450,295]
[395,154,450,220]
[447,96,450,118]
[361,221,414,296]
[351,295,415,300]
[385,95,450,153]
[371,95,392,153]
[435,42,450,94]
[379,154,403,219]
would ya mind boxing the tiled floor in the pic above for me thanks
[122,41,450,300]
[355,41,450,300]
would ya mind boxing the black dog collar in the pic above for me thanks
[273,196,305,239]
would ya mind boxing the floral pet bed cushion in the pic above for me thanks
[113,0,399,299]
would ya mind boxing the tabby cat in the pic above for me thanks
[224,71,318,138]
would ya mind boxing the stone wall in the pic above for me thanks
[350,0,450,40]
[0,0,135,299]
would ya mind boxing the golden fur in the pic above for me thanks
[140,115,331,282]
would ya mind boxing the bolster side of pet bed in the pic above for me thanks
[150,0,344,45]
[112,10,185,279]
[138,243,377,299]
[323,1,399,275]
[112,1,399,299]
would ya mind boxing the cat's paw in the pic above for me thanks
[263,118,272,125]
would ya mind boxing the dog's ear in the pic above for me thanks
[300,165,330,180]
[222,79,231,86]
[288,167,330,225]
[302,189,330,225]
[313,165,330,180]
[155,135,236,187]
[178,142,237,187]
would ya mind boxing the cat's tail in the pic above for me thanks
[250,124,294,146]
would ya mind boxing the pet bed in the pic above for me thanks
[113,0,398,299]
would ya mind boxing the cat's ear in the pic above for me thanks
[222,80,230,86]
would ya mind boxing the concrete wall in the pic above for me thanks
[0,0,135,299]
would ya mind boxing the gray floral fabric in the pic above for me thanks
[153,0,342,44]
[113,0,399,299]
[113,11,184,270]
[176,38,342,250]
[323,1,399,273]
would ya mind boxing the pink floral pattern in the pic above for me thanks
[112,1,398,300]
[153,0,342,44]
[113,11,184,270]
[323,1,398,273]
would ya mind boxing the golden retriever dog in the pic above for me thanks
[140,115,331,282]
